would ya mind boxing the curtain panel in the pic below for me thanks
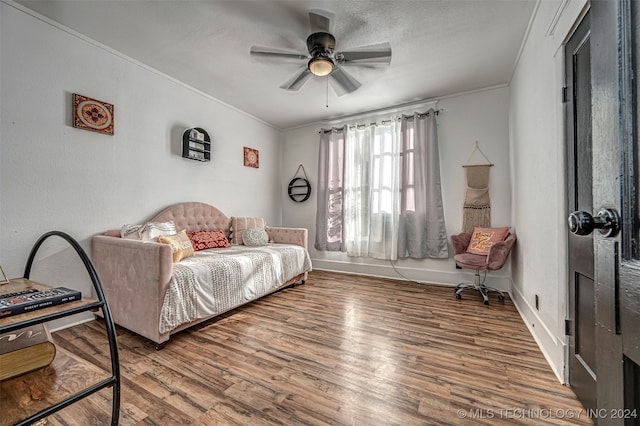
[344,122,401,260]
[398,112,449,259]
[314,127,345,251]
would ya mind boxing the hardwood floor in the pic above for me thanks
[41,270,591,425]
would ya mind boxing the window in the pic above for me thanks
[371,125,399,214]
[315,110,449,260]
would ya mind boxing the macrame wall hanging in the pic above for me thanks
[462,142,494,233]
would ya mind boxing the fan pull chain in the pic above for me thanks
[326,77,329,108]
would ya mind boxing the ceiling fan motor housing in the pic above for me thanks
[306,32,336,56]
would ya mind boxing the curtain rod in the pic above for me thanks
[318,108,444,134]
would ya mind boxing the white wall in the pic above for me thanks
[509,0,588,382]
[0,2,284,326]
[282,86,512,288]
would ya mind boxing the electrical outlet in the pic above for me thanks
[535,294,539,310]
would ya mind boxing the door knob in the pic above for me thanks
[568,208,620,237]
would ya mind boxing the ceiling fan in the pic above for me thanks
[250,10,392,96]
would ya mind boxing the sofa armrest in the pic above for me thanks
[266,227,308,249]
[92,235,174,344]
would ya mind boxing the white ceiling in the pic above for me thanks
[15,0,536,129]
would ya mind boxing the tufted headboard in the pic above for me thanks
[148,202,232,235]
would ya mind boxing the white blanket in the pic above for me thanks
[159,244,312,333]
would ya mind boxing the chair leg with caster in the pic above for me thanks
[455,283,475,299]
[481,284,505,303]
[454,270,505,305]
[478,285,490,305]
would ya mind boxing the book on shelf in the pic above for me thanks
[0,323,56,381]
[0,286,82,318]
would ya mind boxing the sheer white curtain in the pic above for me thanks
[343,122,401,260]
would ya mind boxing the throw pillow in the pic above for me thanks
[466,226,510,255]
[186,229,231,251]
[230,217,266,245]
[140,221,177,242]
[158,230,195,262]
[121,224,144,239]
[242,227,269,246]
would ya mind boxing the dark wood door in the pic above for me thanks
[590,0,640,422]
[565,11,597,413]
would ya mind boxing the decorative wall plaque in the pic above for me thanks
[244,147,259,168]
[72,93,114,135]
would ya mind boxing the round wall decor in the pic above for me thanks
[288,164,312,203]
[288,177,311,202]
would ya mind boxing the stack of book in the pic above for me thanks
[0,323,56,381]
[0,286,82,318]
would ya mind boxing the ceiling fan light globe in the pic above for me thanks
[308,57,334,76]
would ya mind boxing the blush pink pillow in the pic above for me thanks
[466,226,510,255]
[186,229,231,251]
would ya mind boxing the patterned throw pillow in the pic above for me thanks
[121,224,144,239]
[139,221,177,242]
[230,217,266,245]
[158,230,195,262]
[186,229,231,251]
[242,227,269,246]
[466,226,510,255]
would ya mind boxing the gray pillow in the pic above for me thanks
[242,227,269,246]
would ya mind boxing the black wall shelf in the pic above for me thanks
[182,127,211,162]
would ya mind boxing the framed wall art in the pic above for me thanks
[72,93,114,135]
[244,147,259,168]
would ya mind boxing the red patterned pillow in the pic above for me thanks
[186,229,230,251]
[466,226,510,255]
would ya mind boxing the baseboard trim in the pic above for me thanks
[47,312,96,333]
[510,284,566,384]
[310,258,511,290]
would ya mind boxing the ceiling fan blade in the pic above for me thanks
[338,43,392,65]
[308,9,332,33]
[250,46,308,60]
[280,67,313,91]
[329,65,361,96]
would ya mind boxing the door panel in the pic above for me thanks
[576,272,596,376]
[591,0,640,421]
[623,356,640,420]
[619,0,640,416]
[619,0,640,381]
[565,10,596,412]
[621,266,640,366]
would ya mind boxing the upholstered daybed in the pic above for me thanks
[92,202,311,347]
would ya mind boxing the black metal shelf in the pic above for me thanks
[182,127,211,162]
[0,231,120,426]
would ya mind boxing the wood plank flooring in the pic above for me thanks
[41,270,592,425]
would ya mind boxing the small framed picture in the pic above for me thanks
[244,147,259,168]
[0,265,9,285]
[72,93,114,135]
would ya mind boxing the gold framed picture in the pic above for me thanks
[244,147,259,168]
[72,93,114,135]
